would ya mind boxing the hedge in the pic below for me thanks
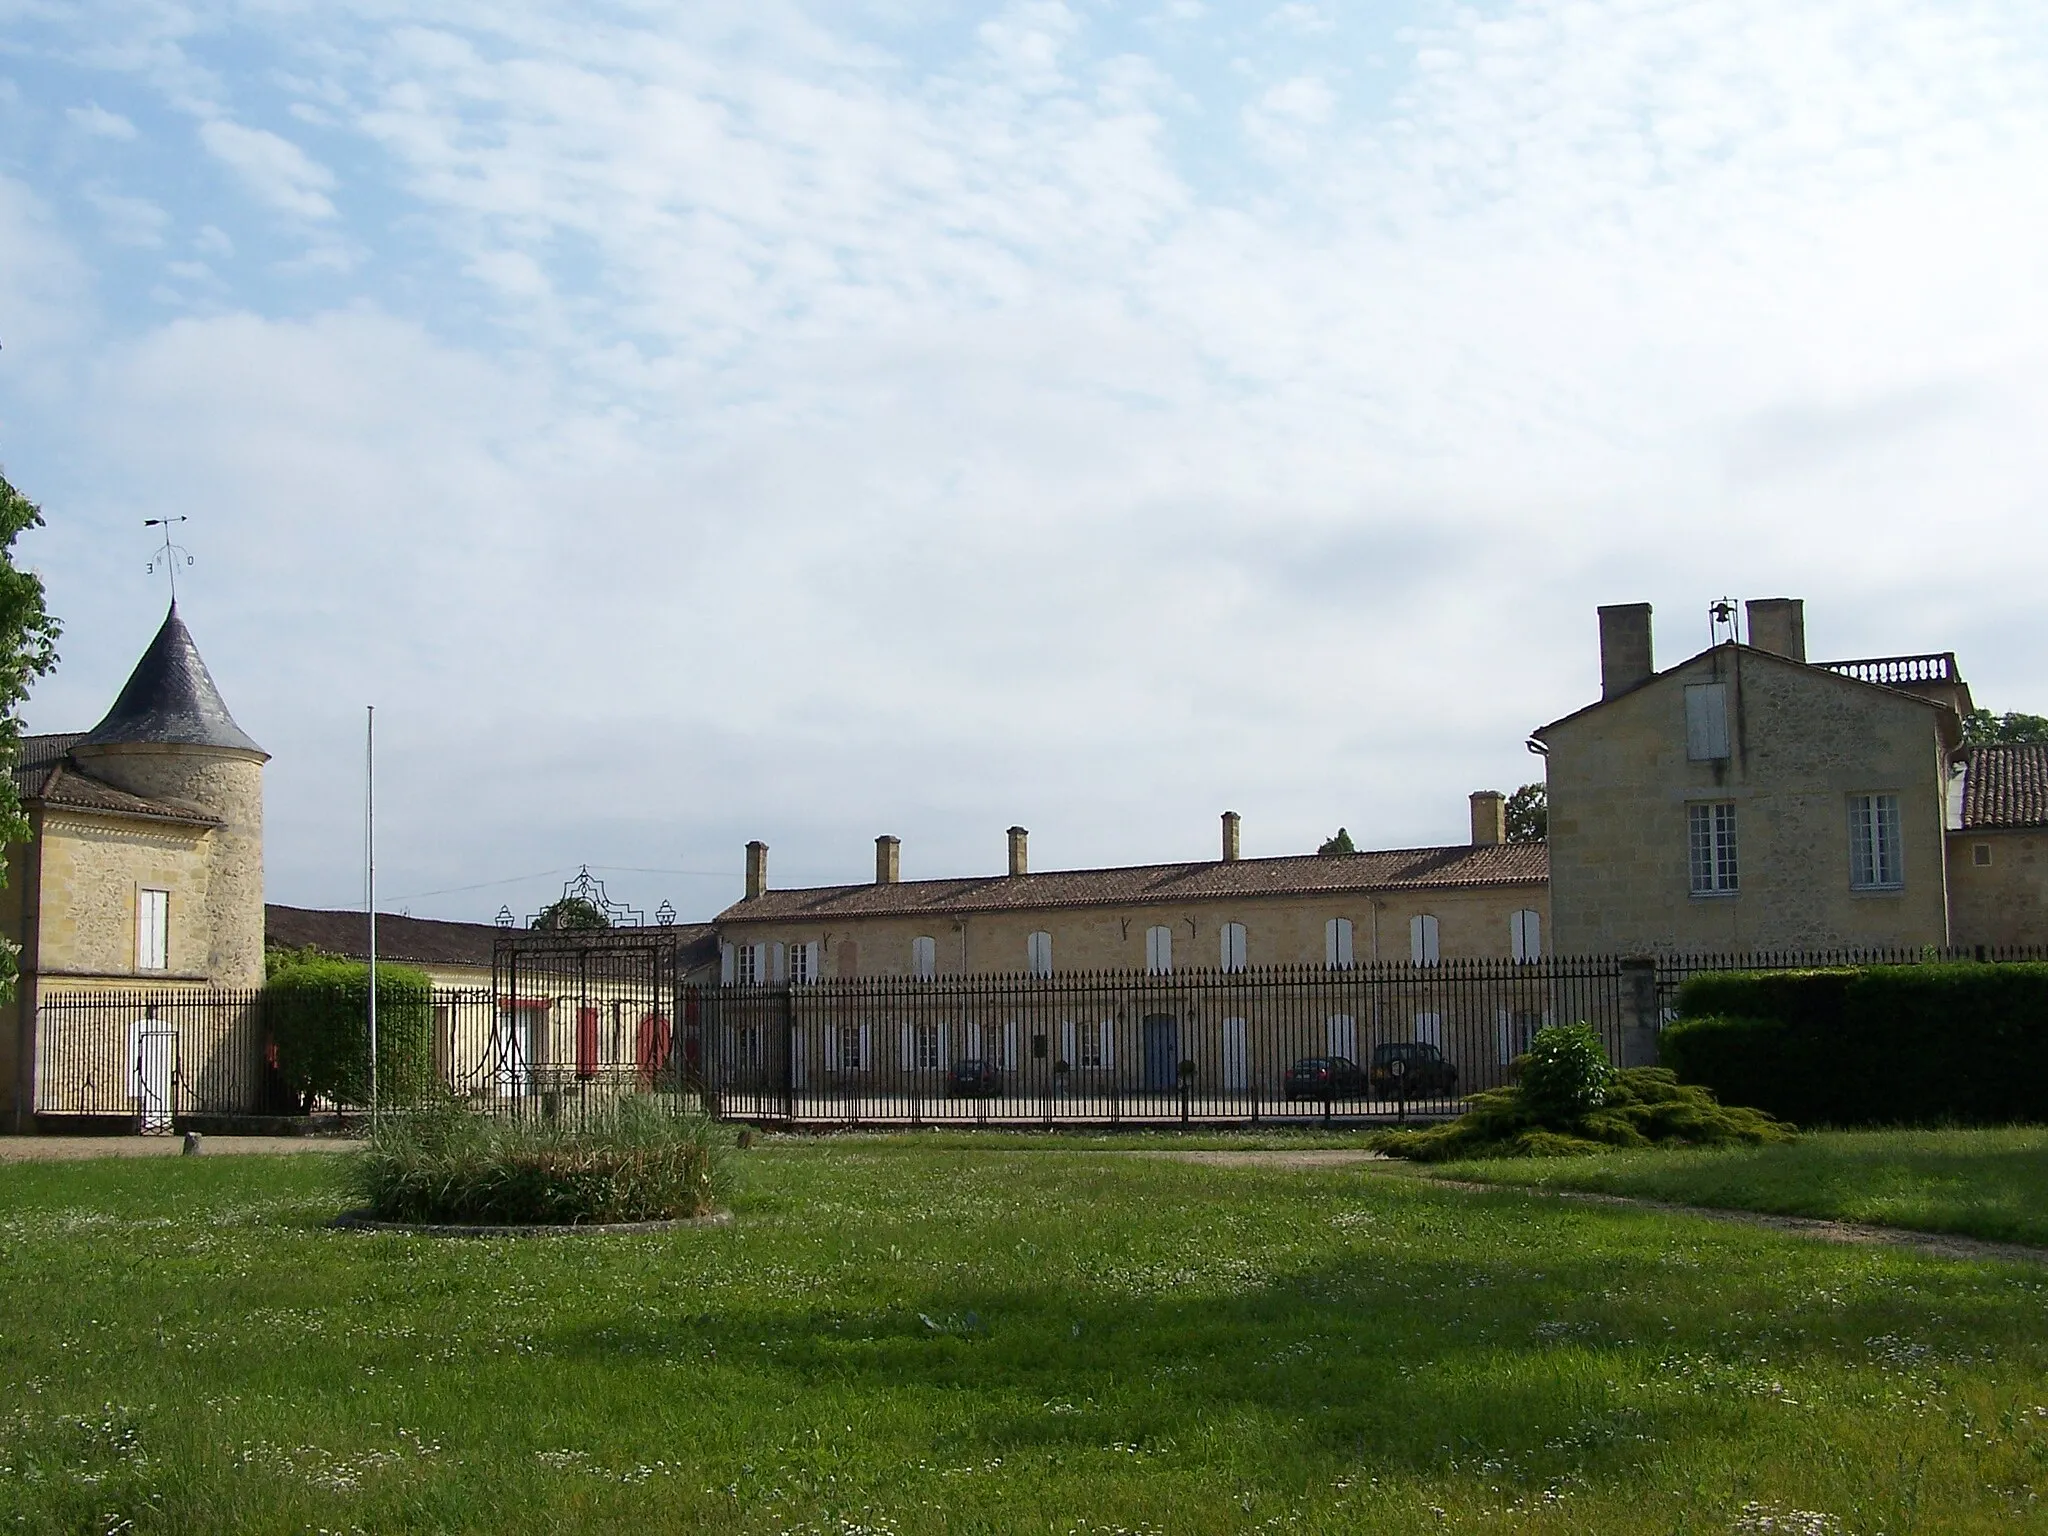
[1662,963,2048,1126]
[267,957,436,1108]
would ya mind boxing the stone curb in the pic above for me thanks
[329,1209,732,1238]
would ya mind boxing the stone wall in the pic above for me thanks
[1946,830,2048,950]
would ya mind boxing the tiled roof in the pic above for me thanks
[265,905,721,973]
[1960,744,2048,830]
[719,842,1548,924]
[78,602,265,756]
[12,739,221,828]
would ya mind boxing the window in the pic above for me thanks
[1220,922,1247,973]
[729,1025,763,1071]
[1685,682,1731,761]
[789,940,818,985]
[903,1021,944,1072]
[1409,914,1440,966]
[1078,1023,1104,1070]
[1688,802,1739,894]
[1414,1011,1443,1048]
[1974,843,1993,868]
[1510,909,1542,962]
[733,943,761,985]
[1325,917,1355,970]
[136,888,169,971]
[911,935,937,978]
[827,1022,869,1072]
[1327,1014,1357,1061]
[1849,793,1903,889]
[1026,930,1053,978]
[1059,1020,1114,1070]
[1145,925,1173,974]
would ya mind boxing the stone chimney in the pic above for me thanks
[1470,790,1506,846]
[1598,603,1655,699]
[875,834,901,885]
[1007,826,1028,877]
[1746,598,1806,662]
[1221,810,1242,862]
[744,840,768,899]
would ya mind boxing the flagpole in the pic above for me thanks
[367,705,378,1125]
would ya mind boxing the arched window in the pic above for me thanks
[1220,922,1247,972]
[1145,925,1173,974]
[1409,914,1440,966]
[1325,917,1355,970]
[911,935,937,978]
[1026,931,1053,977]
[1511,909,1542,962]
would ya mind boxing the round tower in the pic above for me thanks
[69,603,268,987]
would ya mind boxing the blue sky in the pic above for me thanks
[3,0,2046,924]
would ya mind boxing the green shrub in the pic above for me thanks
[348,1098,727,1225]
[267,957,435,1109]
[1518,1022,1615,1121]
[1371,1067,1795,1162]
[1664,962,2048,1126]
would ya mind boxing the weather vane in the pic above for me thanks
[145,517,195,600]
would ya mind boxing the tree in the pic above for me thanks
[1962,709,2048,747]
[533,895,610,931]
[0,469,62,1005]
[1318,827,1357,856]
[1505,783,1546,843]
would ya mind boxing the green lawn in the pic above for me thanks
[1437,1127,2048,1247]
[4,1145,2048,1533]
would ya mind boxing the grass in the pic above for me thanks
[2,1143,2046,1532]
[1436,1125,2048,1247]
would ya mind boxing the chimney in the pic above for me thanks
[1221,810,1242,862]
[744,840,768,900]
[1598,603,1654,699]
[1746,598,1806,662]
[875,834,901,885]
[1006,825,1029,877]
[1469,790,1506,846]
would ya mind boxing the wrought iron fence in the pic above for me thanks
[1650,944,2048,1022]
[31,941,2048,1132]
[698,957,1630,1126]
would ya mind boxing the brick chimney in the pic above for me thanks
[875,834,901,885]
[1746,598,1806,662]
[1598,603,1654,699]
[1007,825,1028,877]
[744,840,768,900]
[1222,810,1242,862]
[1469,790,1506,846]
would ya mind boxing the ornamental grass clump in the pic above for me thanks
[1371,1022,1795,1162]
[349,1097,728,1225]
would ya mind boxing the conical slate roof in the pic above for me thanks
[76,603,265,756]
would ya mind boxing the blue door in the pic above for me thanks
[1142,1014,1178,1091]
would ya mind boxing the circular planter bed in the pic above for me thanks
[330,1208,731,1238]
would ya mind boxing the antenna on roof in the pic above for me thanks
[1708,597,1741,648]
[144,517,195,601]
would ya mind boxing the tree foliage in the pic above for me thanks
[1962,709,2048,747]
[1505,782,1547,843]
[532,896,610,931]
[1317,827,1357,856]
[0,468,62,1005]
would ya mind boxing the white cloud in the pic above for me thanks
[66,102,137,139]
[198,119,337,219]
[82,185,167,246]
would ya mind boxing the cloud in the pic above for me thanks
[198,119,337,219]
[82,185,168,246]
[66,103,137,139]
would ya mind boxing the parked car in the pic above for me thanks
[1370,1041,1458,1099]
[947,1059,1004,1098]
[1283,1056,1369,1102]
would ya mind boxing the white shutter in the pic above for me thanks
[1061,1020,1076,1066]
[1414,1012,1443,1047]
[900,1023,915,1070]
[1685,683,1731,761]
[772,942,787,982]
[1327,1014,1357,1061]
[1410,915,1440,966]
[824,1025,841,1072]
[1221,1018,1248,1090]
[1099,1021,1115,1070]
[1027,931,1052,977]
[1004,1022,1018,1070]
[1511,910,1541,962]
[938,1024,951,1069]
[1220,923,1246,972]
[1326,918,1354,969]
[137,889,169,971]
[857,1024,870,1071]
[790,1029,806,1088]
[720,944,735,984]
[805,941,821,984]
[967,1021,982,1060]
[1146,926,1172,974]
[912,936,936,978]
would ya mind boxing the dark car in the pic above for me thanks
[948,1059,1003,1098]
[1283,1056,1368,1102]
[1370,1041,1458,1099]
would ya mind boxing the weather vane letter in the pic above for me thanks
[145,517,195,600]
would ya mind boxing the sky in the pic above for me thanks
[2,0,2045,926]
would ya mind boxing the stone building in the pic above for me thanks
[714,798,1549,984]
[1534,596,2046,955]
[2,604,267,1128]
